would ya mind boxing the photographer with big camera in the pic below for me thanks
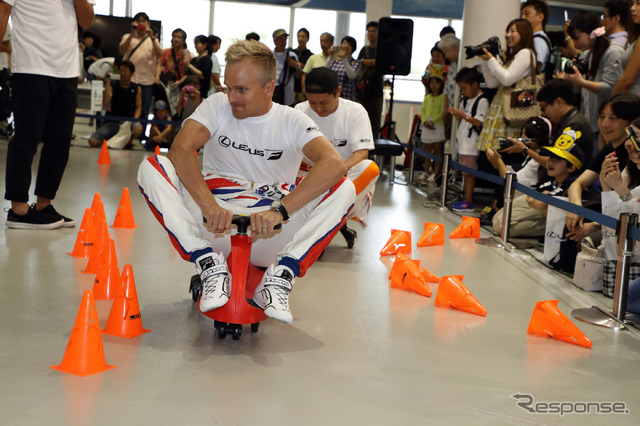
[476,19,538,153]
[558,11,624,135]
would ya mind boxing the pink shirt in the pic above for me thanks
[120,34,157,86]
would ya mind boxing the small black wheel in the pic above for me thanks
[218,328,227,339]
[251,322,260,333]
[214,320,226,329]
[189,275,202,302]
[232,325,242,341]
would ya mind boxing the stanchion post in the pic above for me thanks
[408,144,415,185]
[440,153,450,207]
[500,172,517,244]
[612,213,638,321]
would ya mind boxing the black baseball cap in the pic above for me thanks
[305,67,340,94]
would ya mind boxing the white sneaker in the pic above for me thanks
[253,264,295,324]
[426,173,436,183]
[417,172,429,183]
[195,252,230,312]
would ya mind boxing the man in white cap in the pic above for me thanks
[272,29,301,106]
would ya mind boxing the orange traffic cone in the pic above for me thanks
[396,252,439,283]
[68,208,96,258]
[154,145,161,155]
[112,187,137,229]
[418,222,445,246]
[449,216,480,239]
[435,275,487,316]
[102,265,151,338]
[50,290,116,376]
[90,193,107,228]
[389,254,431,297]
[527,300,592,348]
[97,140,111,165]
[84,218,108,274]
[93,238,120,300]
[380,229,411,256]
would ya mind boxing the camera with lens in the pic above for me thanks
[561,56,589,75]
[497,137,513,149]
[465,36,502,60]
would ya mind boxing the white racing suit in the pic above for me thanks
[138,154,355,276]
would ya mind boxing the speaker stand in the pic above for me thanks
[381,74,400,143]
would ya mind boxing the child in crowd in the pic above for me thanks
[447,67,488,212]
[490,138,584,237]
[417,64,447,184]
[176,75,202,121]
[146,100,174,150]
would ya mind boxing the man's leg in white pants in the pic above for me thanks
[252,177,356,324]
[137,155,231,311]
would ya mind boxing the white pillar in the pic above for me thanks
[365,0,392,24]
[459,0,522,69]
[209,1,215,36]
[335,12,350,46]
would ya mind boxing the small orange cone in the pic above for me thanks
[418,222,445,246]
[435,275,487,316]
[90,193,107,228]
[97,140,111,165]
[527,300,592,348]
[51,290,116,376]
[389,254,432,297]
[84,218,108,274]
[93,238,120,300]
[396,252,439,283]
[111,187,137,229]
[449,216,480,239]
[154,145,161,155]
[68,208,96,258]
[380,229,411,256]
[102,265,150,338]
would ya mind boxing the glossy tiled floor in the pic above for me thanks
[2,140,640,425]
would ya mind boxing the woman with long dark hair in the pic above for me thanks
[477,18,537,152]
[613,0,640,95]
[187,35,213,98]
[560,11,624,129]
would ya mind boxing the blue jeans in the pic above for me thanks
[140,84,154,123]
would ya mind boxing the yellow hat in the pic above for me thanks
[427,64,445,81]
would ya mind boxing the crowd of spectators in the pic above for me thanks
[413,0,640,304]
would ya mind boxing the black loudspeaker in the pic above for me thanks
[375,17,414,76]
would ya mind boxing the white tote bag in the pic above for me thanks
[544,197,569,264]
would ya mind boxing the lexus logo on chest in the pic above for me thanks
[218,135,283,160]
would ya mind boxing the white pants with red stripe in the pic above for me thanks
[346,159,379,226]
[137,155,355,276]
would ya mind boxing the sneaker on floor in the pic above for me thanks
[253,264,295,324]
[339,224,357,249]
[196,252,231,312]
[6,207,64,230]
[451,199,475,212]
[426,173,436,183]
[416,172,429,183]
[38,204,76,228]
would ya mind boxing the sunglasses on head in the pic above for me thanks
[626,126,640,153]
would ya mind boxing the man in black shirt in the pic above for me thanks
[537,79,594,166]
[357,21,384,138]
[88,60,142,148]
[293,28,313,104]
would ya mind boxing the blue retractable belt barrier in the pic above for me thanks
[76,112,183,127]
[400,141,640,242]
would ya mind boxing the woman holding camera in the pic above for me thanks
[613,0,640,96]
[119,12,163,124]
[559,11,623,131]
[477,19,537,152]
[327,36,361,102]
